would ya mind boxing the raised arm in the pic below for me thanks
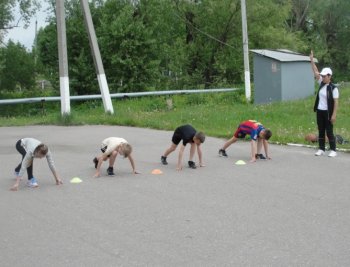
[310,50,320,80]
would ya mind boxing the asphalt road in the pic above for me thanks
[1,126,349,266]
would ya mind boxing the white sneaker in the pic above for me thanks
[328,150,337,157]
[27,177,39,188]
[315,150,325,156]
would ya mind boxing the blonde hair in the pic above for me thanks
[121,143,132,158]
[34,144,48,157]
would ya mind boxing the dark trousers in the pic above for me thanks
[14,140,33,180]
[316,110,336,151]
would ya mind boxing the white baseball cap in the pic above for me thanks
[320,67,333,76]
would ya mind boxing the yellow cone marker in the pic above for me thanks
[70,177,83,183]
[151,169,163,175]
[235,160,246,165]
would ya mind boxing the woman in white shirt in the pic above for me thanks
[310,51,339,157]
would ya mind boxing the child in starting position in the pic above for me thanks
[11,138,63,191]
[161,124,205,170]
[93,137,138,177]
[219,120,272,163]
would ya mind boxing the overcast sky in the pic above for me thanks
[4,2,50,50]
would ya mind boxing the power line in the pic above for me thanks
[173,10,238,49]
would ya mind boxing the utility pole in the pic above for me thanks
[241,0,251,101]
[80,0,114,114]
[56,0,71,115]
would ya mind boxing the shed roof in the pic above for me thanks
[251,49,317,62]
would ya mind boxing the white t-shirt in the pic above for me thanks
[101,137,128,156]
[317,78,339,110]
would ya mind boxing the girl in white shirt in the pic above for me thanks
[11,138,63,191]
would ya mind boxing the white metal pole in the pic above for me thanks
[80,0,114,114]
[241,0,251,101]
[56,0,71,115]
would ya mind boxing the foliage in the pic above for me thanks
[32,0,310,95]
[36,23,59,92]
[98,0,160,93]
[309,0,350,81]
[287,0,350,80]
[0,0,40,43]
[36,1,97,95]
[0,40,36,90]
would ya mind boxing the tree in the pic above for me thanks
[308,0,350,80]
[36,0,98,95]
[0,40,36,90]
[0,0,40,44]
[288,0,312,33]
[98,0,160,92]
[35,0,349,94]
[170,0,306,88]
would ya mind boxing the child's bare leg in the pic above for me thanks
[163,143,177,157]
[189,143,196,161]
[108,151,118,167]
[96,155,108,161]
[222,136,237,150]
[257,138,263,154]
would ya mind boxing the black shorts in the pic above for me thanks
[171,131,182,145]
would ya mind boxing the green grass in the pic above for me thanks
[1,87,349,150]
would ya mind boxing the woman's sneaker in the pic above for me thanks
[328,150,337,157]
[27,177,39,188]
[315,149,325,156]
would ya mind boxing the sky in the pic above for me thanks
[4,2,50,50]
